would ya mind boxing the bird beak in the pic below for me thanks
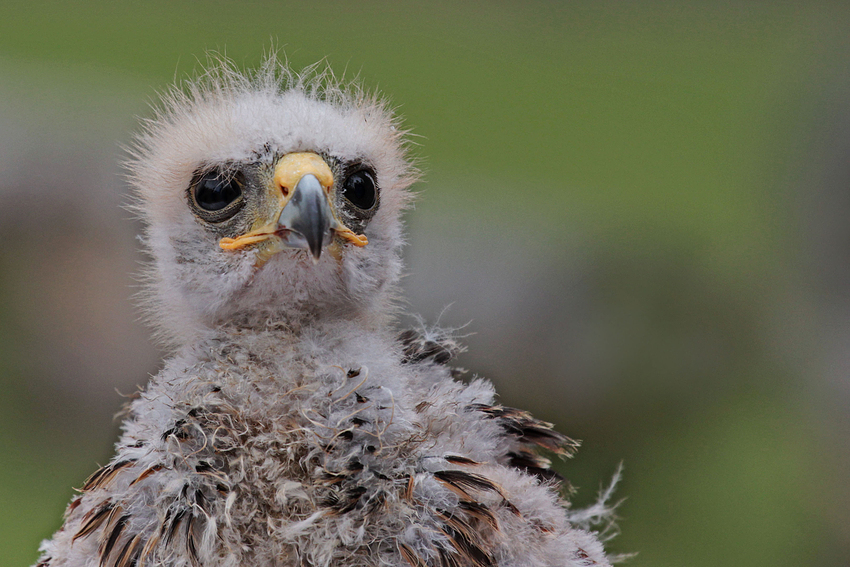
[277,173,333,262]
[219,152,367,265]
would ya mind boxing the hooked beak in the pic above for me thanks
[219,152,367,265]
[277,172,332,262]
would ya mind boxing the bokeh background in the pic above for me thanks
[2,1,849,565]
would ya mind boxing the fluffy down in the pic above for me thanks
[34,55,616,567]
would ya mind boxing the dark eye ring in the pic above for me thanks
[341,168,378,211]
[189,170,244,222]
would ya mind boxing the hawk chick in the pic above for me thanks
[34,56,614,567]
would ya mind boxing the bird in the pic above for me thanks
[33,55,617,567]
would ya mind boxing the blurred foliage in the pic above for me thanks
[1,1,849,566]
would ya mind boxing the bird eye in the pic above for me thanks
[189,170,245,223]
[341,169,377,211]
[194,172,242,211]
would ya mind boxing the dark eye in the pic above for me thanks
[194,172,242,211]
[189,170,245,223]
[341,169,377,210]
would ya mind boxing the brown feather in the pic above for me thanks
[444,455,480,466]
[405,475,415,501]
[437,508,495,567]
[137,531,160,567]
[506,450,568,485]
[442,524,493,567]
[74,501,114,542]
[398,329,463,365]
[437,547,463,567]
[468,404,579,457]
[98,513,129,566]
[65,496,83,516]
[501,499,521,517]
[398,543,427,567]
[186,514,200,566]
[83,460,136,493]
[434,470,505,500]
[129,464,164,487]
[112,533,143,567]
[195,489,210,514]
[164,509,186,546]
[457,501,499,532]
[81,465,110,492]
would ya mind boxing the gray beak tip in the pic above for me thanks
[277,173,333,263]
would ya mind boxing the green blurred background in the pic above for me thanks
[2,1,849,565]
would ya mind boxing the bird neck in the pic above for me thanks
[200,308,391,349]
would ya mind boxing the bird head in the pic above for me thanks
[128,57,418,348]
